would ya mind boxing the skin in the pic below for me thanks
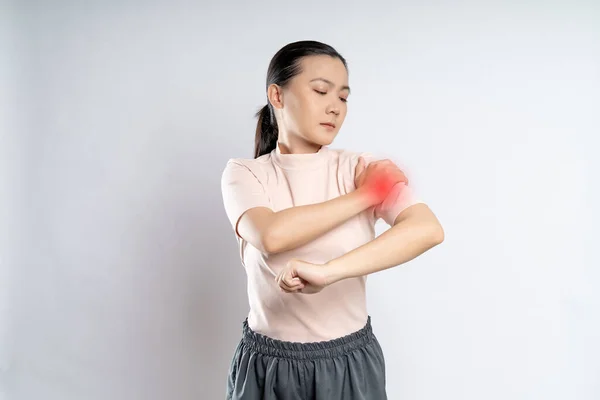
[238,54,444,293]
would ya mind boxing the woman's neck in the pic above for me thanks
[277,134,321,155]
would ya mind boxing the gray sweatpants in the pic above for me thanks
[226,316,387,399]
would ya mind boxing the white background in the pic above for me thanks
[1,1,598,399]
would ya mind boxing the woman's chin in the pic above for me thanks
[313,132,338,146]
[298,130,338,148]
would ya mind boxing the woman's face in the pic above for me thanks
[270,55,350,152]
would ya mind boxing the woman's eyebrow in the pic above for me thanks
[309,78,351,93]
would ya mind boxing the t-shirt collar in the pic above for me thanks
[271,142,329,170]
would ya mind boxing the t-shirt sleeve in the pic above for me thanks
[358,152,424,226]
[374,182,422,226]
[221,160,272,237]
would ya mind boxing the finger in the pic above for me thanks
[358,156,365,169]
[276,271,293,290]
[286,278,304,290]
[355,157,366,177]
[279,277,297,291]
[275,270,285,284]
[371,159,390,164]
[275,268,298,284]
[280,280,304,293]
[280,284,296,293]
[397,171,409,185]
[389,170,407,184]
[384,166,408,183]
[280,274,303,291]
[374,159,393,166]
[278,277,297,291]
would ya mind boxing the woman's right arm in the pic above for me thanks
[222,157,406,255]
[238,187,376,255]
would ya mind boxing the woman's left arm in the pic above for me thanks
[324,203,444,284]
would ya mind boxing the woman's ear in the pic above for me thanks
[267,84,284,110]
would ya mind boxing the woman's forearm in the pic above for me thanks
[324,204,444,282]
[264,187,376,254]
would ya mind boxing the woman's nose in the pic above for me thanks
[327,105,340,115]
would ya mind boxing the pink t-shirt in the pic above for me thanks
[221,144,421,343]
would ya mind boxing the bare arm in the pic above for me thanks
[324,203,444,283]
[238,187,376,255]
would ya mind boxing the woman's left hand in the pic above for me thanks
[276,259,331,294]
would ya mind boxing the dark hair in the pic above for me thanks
[254,40,348,158]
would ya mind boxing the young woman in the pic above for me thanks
[221,40,444,400]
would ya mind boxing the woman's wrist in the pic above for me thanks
[323,258,346,285]
[353,185,379,208]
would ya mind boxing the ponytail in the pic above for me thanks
[254,104,278,159]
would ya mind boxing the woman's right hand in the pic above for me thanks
[354,157,409,205]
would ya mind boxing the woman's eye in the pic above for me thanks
[314,89,347,103]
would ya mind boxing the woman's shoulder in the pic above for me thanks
[326,147,377,165]
[323,147,378,181]
[221,153,273,186]
[223,152,272,171]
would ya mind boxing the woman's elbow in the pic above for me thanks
[260,229,285,255]
[428,223,445,246]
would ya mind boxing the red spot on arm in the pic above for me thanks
[368,171,397,202]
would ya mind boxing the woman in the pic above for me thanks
[221,40,444,400]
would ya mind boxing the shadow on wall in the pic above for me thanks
[160,148,249,398]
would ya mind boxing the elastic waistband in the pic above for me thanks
[241,316,375,360]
